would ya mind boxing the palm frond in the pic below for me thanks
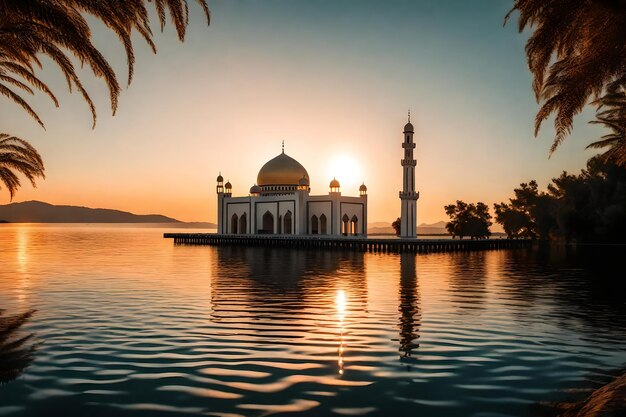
[0,134,45,199]
[0,309,37,385]
[508,0,626,154]
[586,85,626,166]
[0,0,210,127]
[0,84,44,128]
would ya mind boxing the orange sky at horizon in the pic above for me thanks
[0,1,602,226]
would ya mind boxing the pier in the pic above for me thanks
[163,233,531,253]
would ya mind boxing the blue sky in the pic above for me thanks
[0,1,601,223]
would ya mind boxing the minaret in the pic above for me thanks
[216,173,224,234]
[400,111,419,238]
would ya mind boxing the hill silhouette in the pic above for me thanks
[0,201,184,224]
[368,220,448,235]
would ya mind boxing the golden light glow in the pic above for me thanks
[16,226,31,303]
[327,155,361,192]
[336,289,346,375]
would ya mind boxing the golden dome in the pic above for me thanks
[329,177,340,188]
[257,152,309,186]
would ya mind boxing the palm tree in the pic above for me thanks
[0,309,37,384]
[0,0,210,127]
[587,86,626,166]
[0,134,45,200]
[507,0,626,154]
[0,0,209,197]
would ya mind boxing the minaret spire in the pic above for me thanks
[399,113,419,238]
[282,140,284,153]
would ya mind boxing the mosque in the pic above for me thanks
[215,116,419,237]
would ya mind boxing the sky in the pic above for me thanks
[0,0,603,224]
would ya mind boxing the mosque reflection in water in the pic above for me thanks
[398,253,421,358]
[209,247,422,369]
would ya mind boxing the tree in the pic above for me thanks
[444,200,492,239]
[548,171,592,241]
[587,84,626,166]
[0,135,45,200]
[496,158,626,243]
[0,0,211,126]
[391,217,401,236]
[0,0,210,198]
[493,203,531,239]
[493,180,557,240]
[507,1,626,154]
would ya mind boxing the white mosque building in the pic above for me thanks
[216,145,367,236]
[215,116,418,237]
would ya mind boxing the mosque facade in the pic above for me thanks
[216,116,418,237]
[216,145,368,236]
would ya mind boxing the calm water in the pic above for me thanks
[1,224,625,417]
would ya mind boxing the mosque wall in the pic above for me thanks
[217,148,369,236]
[254,199,296,234]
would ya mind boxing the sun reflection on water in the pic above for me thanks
[15,226,31,304]
[336,289,346,375]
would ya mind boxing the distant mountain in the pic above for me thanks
[0,201,215,226]
[417,221,448,235]
[368,222,392,228]
[367,220,449,235]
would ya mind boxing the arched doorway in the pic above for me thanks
[342,214,349,236]
[262,211,274,234]
[311,215,319,234]
[231,213,238,234]
[284,211,293,234]
[351,215,358,235]
[239,213,247,234]
[320,214,327,235]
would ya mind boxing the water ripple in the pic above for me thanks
[0,225,625,417]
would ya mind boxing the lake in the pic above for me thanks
[1,224,625,417]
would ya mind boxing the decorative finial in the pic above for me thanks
[408,109,411,123]
[282,140,284,153]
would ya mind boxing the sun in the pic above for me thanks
[327,155,362,191]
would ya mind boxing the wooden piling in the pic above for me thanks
[163,233,532,253]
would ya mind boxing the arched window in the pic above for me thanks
[239,213,247,234]
[278,215,282,234]
[263,211,274,234]
[284,211,293,234]
[351,215,358,235]
[320,214,327,235]
[231,213,238,234]
[342,214,349,236]
[311,215,319,235]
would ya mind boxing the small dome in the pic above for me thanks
[225,181,232,189]
[359,183,367,191]
[250,184,261,194]
[329,177,340,188]
[298,176,310,186]
[217,174,223,182]
[404,122,414,133]
[257,152,309,186]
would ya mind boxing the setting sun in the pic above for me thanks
[326,155,362,192]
